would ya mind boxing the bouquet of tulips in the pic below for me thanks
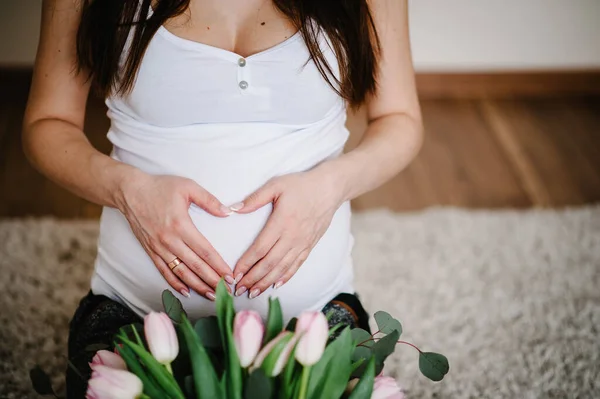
[31,280,448,398]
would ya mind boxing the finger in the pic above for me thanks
[166,239,224,290]
[272,249,311,289]
[250,248,300,294]
[187,182,232,217]
[233,217,281,284]
[148,251,190,298]
[156,246,216,300]
[247,247,298,294]
[171,263,217,301]
[236,239,290,299]
[234,180,280,214]
[178,218,234,284]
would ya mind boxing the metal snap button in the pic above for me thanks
[239,80,249,90]
[238,58,247,67]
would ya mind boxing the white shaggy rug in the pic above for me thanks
[1,206,599,398]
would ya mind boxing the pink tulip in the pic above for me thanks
[371,376,405,399]
[144,311,179,365]
[233,310,265,367]
[294,311,329,366]
[89,350,127,371]
[250,331,296,376]
[86,364,143,399]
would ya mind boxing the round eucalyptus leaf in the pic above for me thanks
[419,352,450,382]
[351,328,374,347]
[374,311,402,336]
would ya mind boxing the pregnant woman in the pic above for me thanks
[23,0,422,395]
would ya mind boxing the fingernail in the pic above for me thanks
[206,291,216,301]
[274,280,284,290]
[249,288,260,299]
[220,205,234,215]
[225,275,235,285]
[229,202,244,211]
[180,289,191,298]
[234,273,243,284]
[235,286,247,297]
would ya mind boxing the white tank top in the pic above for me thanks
[91,13,355,323]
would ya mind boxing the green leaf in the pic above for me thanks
[348,356,375,399]
[115,342,165,398]
[162,289,187,324]
[306,342,336,397]
[29,366,57,397]
[419,352,450,382]
[352,346,372,363]
[282,344,300,399]
[215,280,242,399]
[131,323,145,347]
[180,315,223,398]
[264,297,283,344]
[215,280,231,346]
[117,334,185,399]
[350,344,375,379]
[351,328,374,347]
[307,327,353,399]
[328,323,345,337]
[194,316,222,349]
[350,358,365,373]
[244,369,272,399]
[374,311,402,336]
[371,329,400,376]
[317,328,354,399]
[261,332,294,377]
[371,329,400,363]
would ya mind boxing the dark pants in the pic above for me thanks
[66,290,371,398]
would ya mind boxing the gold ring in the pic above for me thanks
[168,257,182,270]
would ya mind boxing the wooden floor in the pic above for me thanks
[1,69,599,218]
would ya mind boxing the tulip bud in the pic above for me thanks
[86,364,143,399]
[89,350,127,371]
[250,331,296,376]
[233,310,265,367]
[371,376,405,399]
[294,311,329,366]
[144,311,179,365]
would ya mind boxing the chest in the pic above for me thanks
[115,18,342,127]
[160,0,298,59]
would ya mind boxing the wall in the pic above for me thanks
[408,0,600,71]
[1,0,600,71]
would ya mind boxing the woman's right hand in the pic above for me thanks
[116,170,237,300]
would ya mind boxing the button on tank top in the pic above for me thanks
[90,10,355,323]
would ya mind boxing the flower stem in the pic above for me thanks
[356,330,381,347]
[397,340,422,353]
[298,365,311,399]
[165,362,173,375]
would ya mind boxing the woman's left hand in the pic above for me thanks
[231,168,345,299]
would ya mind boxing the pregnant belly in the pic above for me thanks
[92,118,355,321]
[93,199,354,322]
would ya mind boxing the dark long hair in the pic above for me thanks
[76,0,380,107]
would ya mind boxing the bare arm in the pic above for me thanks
[315,0,424,201]
[23,0,235,299]
[22,0,136,208]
